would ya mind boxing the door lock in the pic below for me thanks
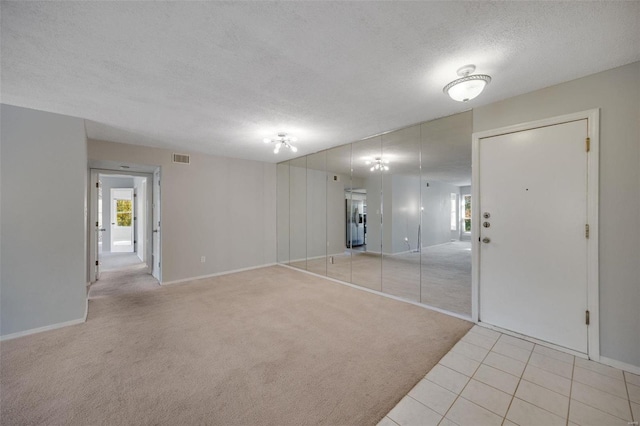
[483,222,491,228]
[483,212,491,219]
[482,237,491,243]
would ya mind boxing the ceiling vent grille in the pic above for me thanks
[172,153,190,164]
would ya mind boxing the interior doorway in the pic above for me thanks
[472,109,599,357]
[89,166,161,297]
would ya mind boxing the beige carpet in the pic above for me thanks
[89,255,160,299]
[1,266,472,426]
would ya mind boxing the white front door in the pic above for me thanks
[477,119,590,353]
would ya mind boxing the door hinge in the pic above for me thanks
[585,224,590,238]
[95,260,99,266]
[585,310,590,325]
[96,182,99,188]
[95,221,99,227]
[586,137,590,152]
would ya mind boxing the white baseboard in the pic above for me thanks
[1,316,86,342]
[599,356,640,375]
[161,262,277,286]
[278,263,472,323]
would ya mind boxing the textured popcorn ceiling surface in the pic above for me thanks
[1,1,639,163]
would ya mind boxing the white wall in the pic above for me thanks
[473,61,640,368]
[421,180,459,248]
[88,139,276,283]
[306,167,327,259]
[387,175,421,254]
[289,164,307,262]
[1,104,87,337]
[276,163,290,263]
[100,176,134,253]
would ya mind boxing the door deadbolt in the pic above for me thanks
[483,212,491,219]
[482,237,491,243]
[483,222,490,228]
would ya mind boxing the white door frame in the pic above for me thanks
[89,168,155,281]
[471,109,600,360]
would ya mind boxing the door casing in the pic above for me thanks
[471,109,599,360]
[89,169,156,282]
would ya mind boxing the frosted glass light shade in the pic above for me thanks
[443,74,491,102]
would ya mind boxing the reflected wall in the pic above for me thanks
[276,111,473,317]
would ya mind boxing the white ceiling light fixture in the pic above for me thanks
[366,157,389,172]
[263,132,298,154]
[443,64,491,102]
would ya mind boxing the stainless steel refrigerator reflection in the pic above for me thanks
[346,199,365,247]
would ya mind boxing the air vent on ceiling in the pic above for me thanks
[172,153,190,164]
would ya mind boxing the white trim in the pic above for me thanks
[279,264,473,323]
[472,108,600,360]
[84,298,89,322]
[1,317,86,341]
[160,263,277,286]
[599,356,640,376]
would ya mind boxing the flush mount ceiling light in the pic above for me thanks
[366,157,389,172]
[263,132,298,154]
[443,64,491,102]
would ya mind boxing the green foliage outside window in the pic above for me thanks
[116,200,132,226]
[464,195,471,232]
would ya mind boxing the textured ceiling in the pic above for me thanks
[1,1,639,164]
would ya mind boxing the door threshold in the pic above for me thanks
[476,321,589,360]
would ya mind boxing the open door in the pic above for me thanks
[152,168,161,281]
[89,170,103,282]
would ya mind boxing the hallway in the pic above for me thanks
[89,253,160,299]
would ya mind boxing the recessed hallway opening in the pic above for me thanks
[89,253,160,299]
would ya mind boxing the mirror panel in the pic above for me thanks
[381,125,421,302]
[420,111,473,315]
[276,161,290,264]
[289,156,307,270]
[350,136,382,292]
[306,151,327,276]
[326,144,352,283]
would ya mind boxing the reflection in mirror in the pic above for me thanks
[276,161,290,264]
[420,111,473,316]
[326,144,352,283]
[289,156,307,270]
[350,136,382,292]
[306,151,327,276]
[381,125,421,302]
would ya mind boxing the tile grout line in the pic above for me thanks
[439,328,501,424]
[501,341,536,426]
[624,371,636,423]
[566,350,576,426]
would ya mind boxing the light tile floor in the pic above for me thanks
[380,325,640,426]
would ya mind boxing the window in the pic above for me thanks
[116,199,132,226]
[450,193,457,231]
[464,195,471,232]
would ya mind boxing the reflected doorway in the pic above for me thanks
[346,189,367,251]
